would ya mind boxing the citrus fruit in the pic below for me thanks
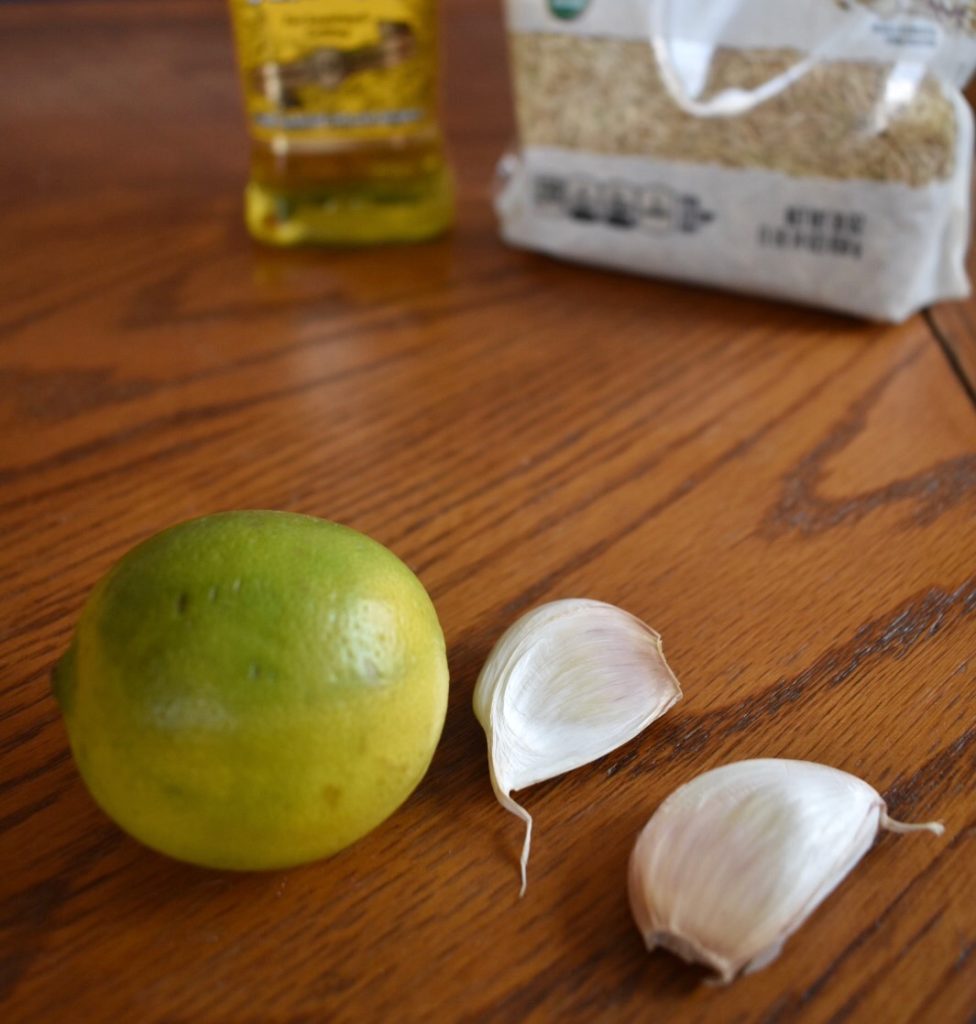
[52,510,449,870]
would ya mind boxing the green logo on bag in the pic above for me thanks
[548,0,589,19]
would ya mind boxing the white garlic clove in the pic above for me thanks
[474,598,682,895]
[628,759,945,983]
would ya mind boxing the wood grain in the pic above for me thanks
[2,3,975,1022]
[927,255,976,404]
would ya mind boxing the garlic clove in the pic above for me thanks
[474,598,682,895]
[628,759,945,983]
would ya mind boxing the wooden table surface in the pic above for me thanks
[2,2,975,1021]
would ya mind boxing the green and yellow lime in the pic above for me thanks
[52,510,449,870]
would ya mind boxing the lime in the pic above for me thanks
[52,510,449,870]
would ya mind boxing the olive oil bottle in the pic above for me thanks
[228,0,453,246]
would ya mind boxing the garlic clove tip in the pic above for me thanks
[880,812,944,836]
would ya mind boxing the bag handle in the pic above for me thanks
[648,0,874,117]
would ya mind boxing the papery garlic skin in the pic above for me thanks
[628,759,944,983]
[474,599,682,895]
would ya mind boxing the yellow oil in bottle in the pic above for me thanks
[228,0,453,246]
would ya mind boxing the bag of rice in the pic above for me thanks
[496,0,976,320]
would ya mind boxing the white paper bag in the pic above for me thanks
[497,0,976,320]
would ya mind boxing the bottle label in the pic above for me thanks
[229,0,438,144]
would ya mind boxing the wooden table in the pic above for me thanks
[2,2,974,1021]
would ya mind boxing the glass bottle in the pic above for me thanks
[228,0,453,246]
